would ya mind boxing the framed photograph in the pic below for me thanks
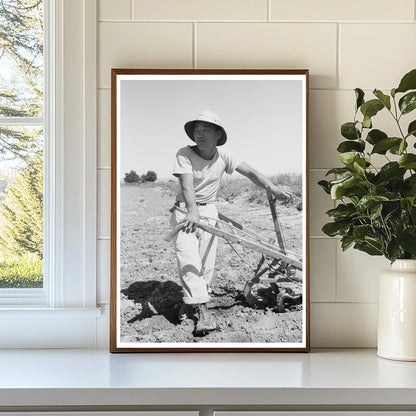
[110,69,310,352]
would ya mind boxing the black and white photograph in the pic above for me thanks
[110,69,309,352]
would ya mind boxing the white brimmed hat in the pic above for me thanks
[184,110,227,146]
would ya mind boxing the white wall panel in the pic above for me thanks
[340,24,416,90]
[309,90,353,169]
[336,245,389,303]
[97,239,110,304]
[311,303,377,347]
[133,0,268,21]
[196,23,338,89]
[98,89,111,168]
[309,170,334,237]
[271,0,415,21]
[98,22,193,88]
[99,0,131,20]
[98,169,111,239]
[310,239,336,302]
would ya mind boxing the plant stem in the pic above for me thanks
[390,97,407,139]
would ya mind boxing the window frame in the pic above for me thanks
[0,1,48,305]
[0,0,100,348]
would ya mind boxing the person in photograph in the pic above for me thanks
[170,110,292,335]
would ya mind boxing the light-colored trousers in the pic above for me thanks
[169,204,218,305]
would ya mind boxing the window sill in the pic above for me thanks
[0,307,103,348]
[0,306,102,316]
[0,349,415,410]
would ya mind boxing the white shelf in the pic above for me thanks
[0,349,415,408]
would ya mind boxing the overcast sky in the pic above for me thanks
[119,75,305,180]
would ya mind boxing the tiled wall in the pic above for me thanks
[96,0,416,347]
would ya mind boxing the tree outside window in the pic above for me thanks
[0,0,44,288]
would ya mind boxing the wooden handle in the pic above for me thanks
[163,223,185,242]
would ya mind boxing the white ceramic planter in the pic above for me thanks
[378,259,416,361]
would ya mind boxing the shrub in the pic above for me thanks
[124,170,140,183]
[141,170,157,182]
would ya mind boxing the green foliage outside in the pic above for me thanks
[0,0,44,287]
[319,68,416,262]
[0,155,43,258]
[0,252,42,288]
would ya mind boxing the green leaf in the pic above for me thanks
[391,88,396,97]
[325,167,352,176]
[389,139,408,155]
[378,162,406,181]
[353,224,374,240]
[341,122,361,140]
[407,120,416,138]
[406,174,416,189]
[365,236,384,252]
[326,203,357,220]
[369,203,383,220]
[330,175,366,200]
[339,152,360,167]
[407,196,416,207]
[398,226,416,255]
[322,221,351,237]
[330,176,354,199]
[399,139,407,154]
[353,158,366,174]
[399,154,416,169]
[366,129,388,145]
[399,92,416,115]
[386,240,403,263]
[363,116,372,129]
[354,241,383,256]
[318,180,331,194]
[360,99,384,119]
[355,88,365,110]
[337,140,365,153]
[357,195,389,212]
[396,69,416,94]
[341,236,355,251]
[405,175,416,196]
[373,89,391,110]
[371,137,402,154]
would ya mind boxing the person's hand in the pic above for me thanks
[182,209,200,233]
[270,185,293,204]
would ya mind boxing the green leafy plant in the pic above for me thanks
[319,69,416,262]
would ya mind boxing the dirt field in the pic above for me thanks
[119,180,304,344]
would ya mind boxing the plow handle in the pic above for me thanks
[164,221,210,242]
[164,223,185,242]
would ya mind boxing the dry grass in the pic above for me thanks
[123,173,302,207]
[218,173,302,205]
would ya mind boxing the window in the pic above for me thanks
[0,0,45,296]
[0,0,101,348]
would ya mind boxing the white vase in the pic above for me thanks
[378,259,416,361]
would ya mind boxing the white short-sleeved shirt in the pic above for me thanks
[173,146,243,204]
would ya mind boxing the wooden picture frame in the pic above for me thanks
[110,69,310,352]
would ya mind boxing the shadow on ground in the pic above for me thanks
[121,280,183,324]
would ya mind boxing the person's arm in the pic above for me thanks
[179,173,200,233]
[235,162,293,203]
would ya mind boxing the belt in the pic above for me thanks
[175,201,207,207]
